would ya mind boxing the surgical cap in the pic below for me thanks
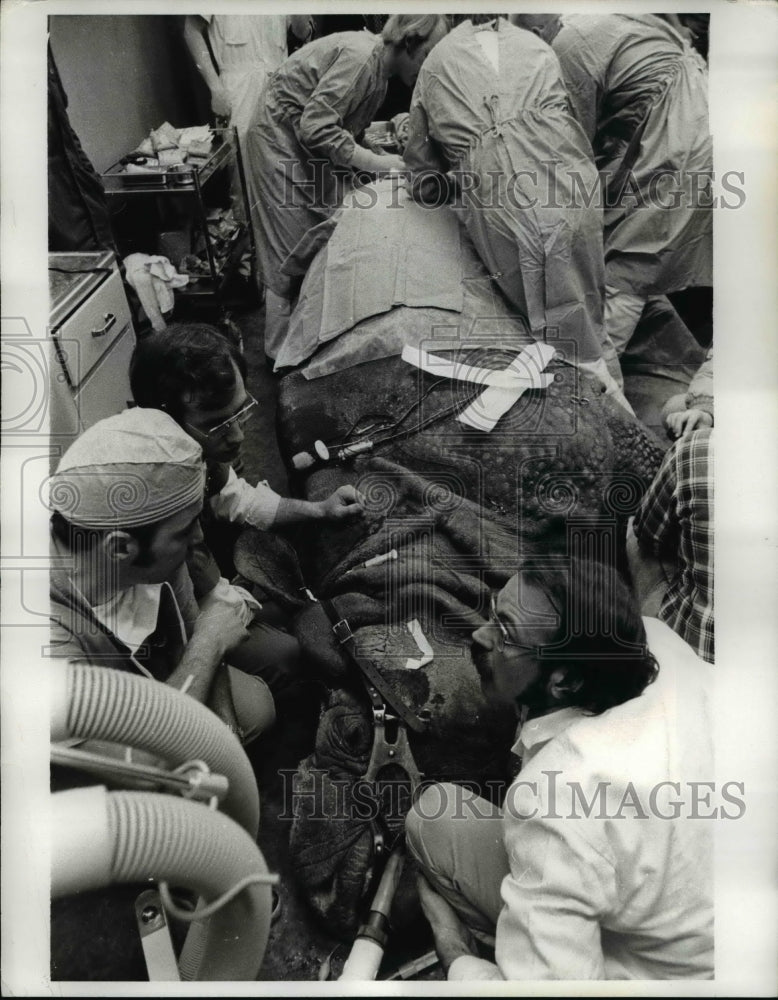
[48,408,205,528]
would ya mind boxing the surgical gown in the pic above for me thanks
[404,18,607,367]
[551,14,712,295]
[245,31,389,299]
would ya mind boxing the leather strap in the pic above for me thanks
[319,599,429,734]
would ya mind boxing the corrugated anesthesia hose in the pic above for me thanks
[51,786,273,981]
[50,662,259,837]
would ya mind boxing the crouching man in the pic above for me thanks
[128,323,364,548]
[406,557,714,980]
[48,407,274,743]
[128,323,364,719]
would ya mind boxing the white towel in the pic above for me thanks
[123,253,189,332]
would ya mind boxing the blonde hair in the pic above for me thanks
[382,14,449,51]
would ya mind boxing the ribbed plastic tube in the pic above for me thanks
[51,786,272,981]
[50,662,259,837]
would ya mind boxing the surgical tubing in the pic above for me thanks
[51,787,272,981]
[52,663,259,837]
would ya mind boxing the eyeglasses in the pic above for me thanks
[185,395,257,443]
[489,592,537,653]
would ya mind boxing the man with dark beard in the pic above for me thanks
[405,557,713,980]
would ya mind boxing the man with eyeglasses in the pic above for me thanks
[130,323,363,538]
[129,323,364,719]
[406,557,714,981]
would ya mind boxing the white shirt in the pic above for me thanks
[449,618,714,980]
[93,582,168,657]
[209,466,282,531]
[92,576,258,679]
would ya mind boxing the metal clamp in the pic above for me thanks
[363,708,423,791]
[134,889,180,981]
[370,821,386,858]
[358,700,424,861]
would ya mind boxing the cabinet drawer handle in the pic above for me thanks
[91,313,117,338]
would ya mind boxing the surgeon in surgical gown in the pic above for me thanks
[515,13,713,358]
[246,14,449,361]
[404,17,618,392]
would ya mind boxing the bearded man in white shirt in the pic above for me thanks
[406,557,715,980]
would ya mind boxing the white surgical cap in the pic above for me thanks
[48,408,205,528]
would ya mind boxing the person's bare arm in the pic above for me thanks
[272,484,365,527]
[417,875,481,974]
[349,145,406,174]
[165,598,249,703]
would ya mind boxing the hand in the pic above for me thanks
[416,874,479,973]
[665,407,713,438]
[210,82,231,120]
[364,137,388,155]
[320,485,365,521]
[660,392,687,423]
[350,146,406,177]
[193,598,250,657]
[376,153,407,175]
[391,112,410,151]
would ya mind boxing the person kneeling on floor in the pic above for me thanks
[48,407,274,744]
[406,557,713,980]
[129,322,364,721]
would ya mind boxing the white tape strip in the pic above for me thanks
[401,342,555,391]
[457,342,557,432]
[401,341,556,433]
[405,618,434,670]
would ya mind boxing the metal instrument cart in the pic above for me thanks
[101,126,256,320]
